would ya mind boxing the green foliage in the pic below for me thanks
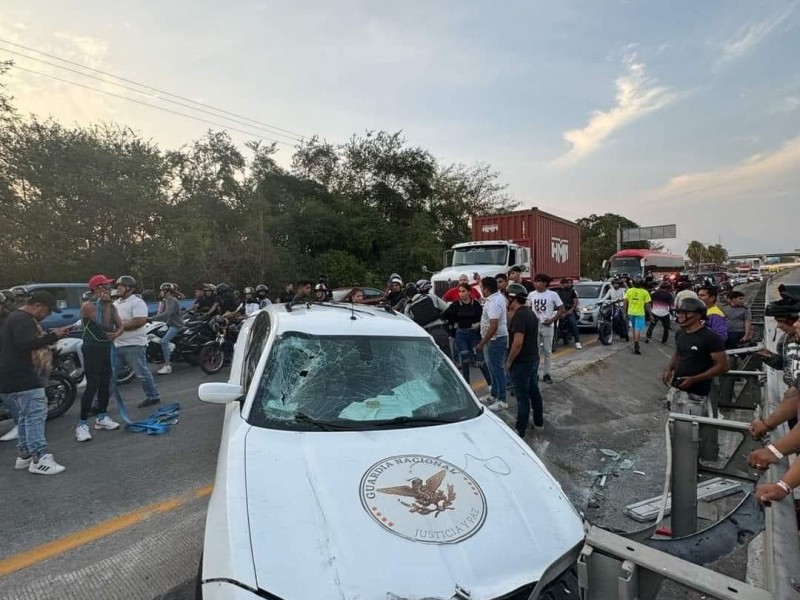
[576,213,648,279]
[0,71,516,290]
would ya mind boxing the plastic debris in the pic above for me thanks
[618,459,634,471]
[600,448,620,460]
[634,470,646,476]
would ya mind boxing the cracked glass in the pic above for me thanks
[248,333,480,430]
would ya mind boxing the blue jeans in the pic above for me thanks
[564,312,580,343]
[1,393,20,425]
[483,337,507,401]
[116,345,160,401]
[510,359,543,435]
[160,326,183,364]
[454,329,491,386]
[6,388,48,458]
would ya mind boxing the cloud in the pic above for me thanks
[778,95,800,112]
[551,56,675,167]
[720,8,794,62]
[653,134,800,199]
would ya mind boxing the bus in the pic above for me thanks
[603,249,686,280]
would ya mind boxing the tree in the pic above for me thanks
[686,241,706,266]
[575,213,648,279]
[705,243,728,265]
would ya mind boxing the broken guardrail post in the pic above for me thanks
[670,417,699,537]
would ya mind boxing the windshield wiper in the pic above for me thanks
[363,415,464,428]
[293,411,354,431]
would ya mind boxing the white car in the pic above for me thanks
[196,303,583,600]
[574,281,611,329]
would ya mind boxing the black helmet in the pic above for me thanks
[405,283,419,298]
[159,282,176,293]
[765,285,800,319]
[677,297,707,319]
[506,282,528,302]
[0,290,12,306]
[216,283,231,294]
[116,275,137,288]
[256,284,268,294]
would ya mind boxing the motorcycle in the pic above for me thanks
[200,317,239,374]
[0,367,77,423]
[551,308,578,351]
[597,300,629,346]
[53,337,85,385]
[145,317,213,366]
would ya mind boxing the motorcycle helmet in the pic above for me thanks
[314,283,327,291]
[0,290,11,306]
[506,282,528,303]
[388,272,403,284]
[160,282,176,293]
[81,290,93,302]
[677,297,707,319]
[256,284,268,294]
[765,288,800,319]
[216,283,231,294]
[10,286,29,300]
[415,279,432,294]
[244,286,255,295]
[116,275,137,288]
[202,283,216,292]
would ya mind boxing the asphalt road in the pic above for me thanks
[0,281,772,600]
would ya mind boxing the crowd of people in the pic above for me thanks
[2,266,798,509]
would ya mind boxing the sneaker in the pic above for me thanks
[28,454,66,475]
[533,424,545,432]
[15,455,33,470]
[633,346,642,355]
[95,416,120,430]
[0,425,19,442]
[481,395,497,405]
[488,400,509,412]
[156,365,172,375]
[575,342,582,349]
[76,423,92,442]
[137,397,161,409]
[543,374,553,384]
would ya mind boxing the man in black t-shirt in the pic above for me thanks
[556,278,581,348]
[503,283,544,437]
[661,297,728,416]
[0,291,70,475]
[508,266,534,293]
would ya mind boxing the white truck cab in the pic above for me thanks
[430,240,531,297]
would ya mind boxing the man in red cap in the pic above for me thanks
[75,275,123,442]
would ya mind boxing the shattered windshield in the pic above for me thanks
[249,333,480,431]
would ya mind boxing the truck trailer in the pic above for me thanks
[430,208,581,297]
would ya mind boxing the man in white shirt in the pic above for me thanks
[602,279,626,303]
[475,276,508,409]
[527,273,565,384]
[114,275,162,408]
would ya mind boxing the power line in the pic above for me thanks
[0,46,302,143]
[0,37,306,140]
[8,64,294,145]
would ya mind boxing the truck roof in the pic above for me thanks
[452,240,513,248]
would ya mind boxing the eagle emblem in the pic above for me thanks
[378,469,457,517]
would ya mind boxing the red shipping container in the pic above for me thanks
[471,209,581,280]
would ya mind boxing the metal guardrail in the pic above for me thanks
[572,278,800,599]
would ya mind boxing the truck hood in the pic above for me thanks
[431,266,505,283]
[244,414,583,599]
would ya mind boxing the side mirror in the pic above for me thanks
[421,265,432,274]
[198,382,243,405]
[601,260,608,270]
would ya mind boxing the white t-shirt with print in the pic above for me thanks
[527,290,563,325]
[480,291,508,339]
[114,294,149,347]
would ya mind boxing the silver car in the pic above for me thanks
[574,281,612,330]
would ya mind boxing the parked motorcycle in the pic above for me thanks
[597,300,629,346]
[0,369,76,423]
[200,317,239,374]
[53,337,84,384]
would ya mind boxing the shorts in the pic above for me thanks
[630,315,646,332]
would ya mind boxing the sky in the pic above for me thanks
[2,0,799,257]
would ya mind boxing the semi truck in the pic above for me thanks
[429,208,581,297]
